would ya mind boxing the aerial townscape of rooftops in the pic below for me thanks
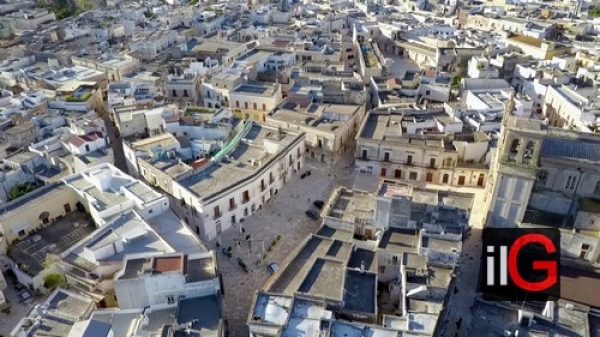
[0,0,600,336]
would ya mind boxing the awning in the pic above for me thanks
[11,221,30,234]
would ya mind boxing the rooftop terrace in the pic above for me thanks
[378,228,420,255]
[146,210,207,254]
[233,83,279,97]
[130,133,180,153]
[268,236,334,296]
[174,295,221,337]
[326,188,374,224]
[297,258,346,301]
[359,109,449,141]
[251,293,293,325]
[269,101,363,133]
[343,269,377,314]
[63,211,174,272]
[91,310,143,337]
[280,299,333,337]
[117,252,216,283]
[315,225,354,242]
[63,163,163,213]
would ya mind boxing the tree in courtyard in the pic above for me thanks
[43,273,64,290]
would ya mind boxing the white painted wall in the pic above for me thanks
[70,137,106,155]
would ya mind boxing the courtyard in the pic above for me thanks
[9,211,95,276]
[212,154,355,336]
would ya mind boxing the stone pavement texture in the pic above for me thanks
[211,155,355,336]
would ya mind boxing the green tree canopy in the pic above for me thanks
[43,273,64,290]
[8,182,38,201]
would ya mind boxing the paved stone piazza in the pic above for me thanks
[212,155,355,336]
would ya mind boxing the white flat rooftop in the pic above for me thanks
[146,210,207,254]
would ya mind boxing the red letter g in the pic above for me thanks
[508,233,557,292]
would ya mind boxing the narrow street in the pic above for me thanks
[433,185,486,337]
[436,228,482,337]
[101,113,128,173]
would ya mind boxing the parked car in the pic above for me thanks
[18,289,33,304]
[313,200,325,209]
[267,262,279,275]
[305,209,320,220]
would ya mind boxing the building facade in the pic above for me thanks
[355,109,490,188]
[172,123,306,241]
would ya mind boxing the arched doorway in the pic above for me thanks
[39,211,50,225]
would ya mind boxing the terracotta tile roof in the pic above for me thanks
[70,131,103,147]
[164,116,180,123]
[387,78,399,86]
[191,158,209,170]
[153,255,185,274]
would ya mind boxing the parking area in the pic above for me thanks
[0,273,46,336]
[212,155,355,336]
